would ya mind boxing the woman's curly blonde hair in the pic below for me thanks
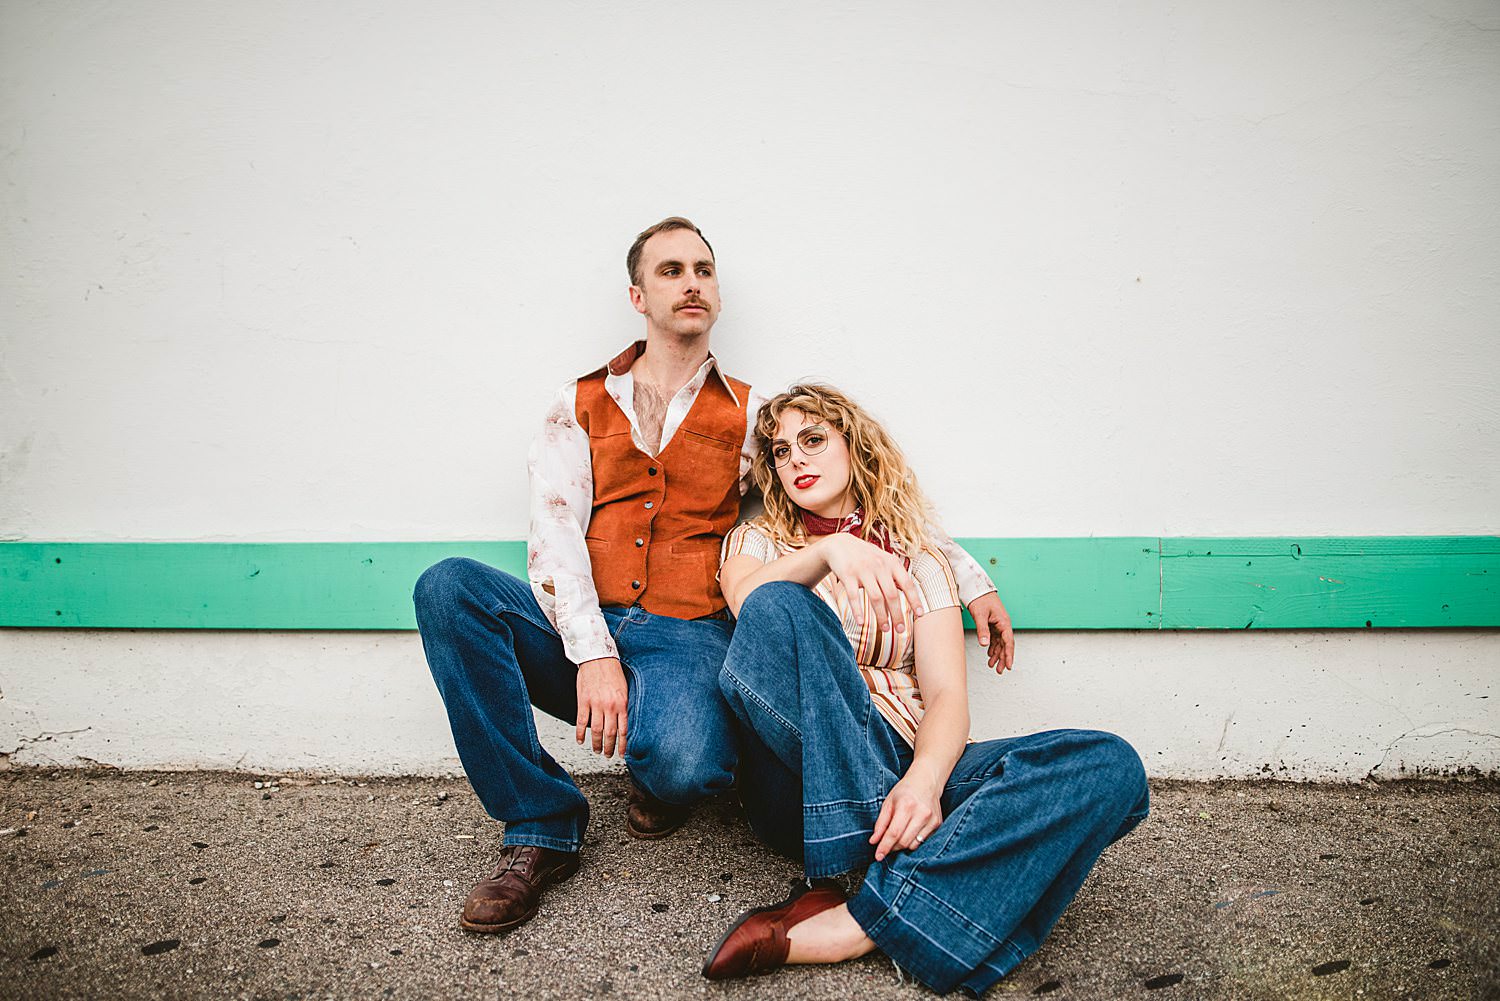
[750,383,933,554]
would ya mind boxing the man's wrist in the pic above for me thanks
[964,587,999,608]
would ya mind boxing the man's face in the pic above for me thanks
[629,228,721,339]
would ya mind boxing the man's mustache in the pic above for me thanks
[675,298,710,311]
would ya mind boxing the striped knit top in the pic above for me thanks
[720,520,962,747]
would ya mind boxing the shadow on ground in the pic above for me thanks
[1,771,1496,1000]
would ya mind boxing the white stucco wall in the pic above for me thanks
[2,2,1497,777]
[3,1,1497,540]
[1,629,1495,780]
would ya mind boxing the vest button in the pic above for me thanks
[635,538,644,547]
[648,466,658,476]
[631,580,641,590]
[644,501,654,510]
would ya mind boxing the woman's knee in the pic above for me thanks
[1078,730,1149,815]
[722,582,812,688]
[737,580,823,626]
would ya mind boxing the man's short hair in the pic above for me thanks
[626,216,715,286]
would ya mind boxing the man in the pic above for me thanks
[413,217,1014,933]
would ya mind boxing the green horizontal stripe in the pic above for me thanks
[0,543,526,631]
[0,538,1495,630]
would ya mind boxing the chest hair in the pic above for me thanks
[634,379,670,455]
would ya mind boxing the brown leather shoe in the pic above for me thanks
[626,784,692,840]
[702,879,847,980]
[458,844,580,933]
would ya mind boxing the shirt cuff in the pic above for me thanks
[530,581,619,664]
[958,581,999,608]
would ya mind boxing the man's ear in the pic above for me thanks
[627,284,647,315]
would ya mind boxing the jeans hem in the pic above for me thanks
[955,939,1027,997]
[501,832,582,853]
[847,880,1009,995]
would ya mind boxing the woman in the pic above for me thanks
[703,384,1149,995]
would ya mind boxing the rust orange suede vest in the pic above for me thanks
[575,369,750,618]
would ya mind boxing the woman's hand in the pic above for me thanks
[819,533,926,634]
[869,767,944,862]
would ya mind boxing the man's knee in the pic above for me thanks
[630,728,736,805]
[413,557,526,624]
[414,557,477,616]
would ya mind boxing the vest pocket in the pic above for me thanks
[678,428,737,452]
[668,539,720,590]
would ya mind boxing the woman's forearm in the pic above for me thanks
[907,692,968,790]
[906,606,970,791]
[721,539,833,615]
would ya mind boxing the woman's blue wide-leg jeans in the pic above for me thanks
[413,557,738,853]
[718,581,1150,996]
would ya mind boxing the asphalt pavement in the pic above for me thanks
[2,769,1497,1000]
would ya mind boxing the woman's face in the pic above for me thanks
[771,408,856,519]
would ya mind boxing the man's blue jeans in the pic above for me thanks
[413,557,737,852]
[718,581,1150,996]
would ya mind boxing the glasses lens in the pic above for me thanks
[798,426,829,456]
[771,425,832,467]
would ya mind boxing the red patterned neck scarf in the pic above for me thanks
[800,507,909,567]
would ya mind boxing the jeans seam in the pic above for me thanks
[997,938,1027,969]
[721,667,801,742]
[803,830,874,845]
[483,608,554,762]
[622,659,644,761]
[867,880,975,975]
[903,882,1004,952]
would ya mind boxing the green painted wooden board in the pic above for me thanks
[0,538,1495,630]
[1160,537,1500,629]
[0,542,525,630]
[952,538,1160,629]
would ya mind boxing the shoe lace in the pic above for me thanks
[490,844,538,879]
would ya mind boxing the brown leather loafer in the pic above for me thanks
[458,844,580,933]
[702,878,847,980]
[626,784,692,840]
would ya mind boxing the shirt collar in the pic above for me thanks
[605,340,740,408]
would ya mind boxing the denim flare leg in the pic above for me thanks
[718,581,1150,996]
[414,557,738,853]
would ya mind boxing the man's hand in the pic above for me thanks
[576,657,629,757]
[870,767,944,861]
[968,591,1015,673]
[819,533,926,634]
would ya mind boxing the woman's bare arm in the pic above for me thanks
[870,605,969,860]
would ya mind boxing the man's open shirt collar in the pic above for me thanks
[604,339,741,408]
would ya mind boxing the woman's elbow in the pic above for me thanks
[719,577,747,617]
